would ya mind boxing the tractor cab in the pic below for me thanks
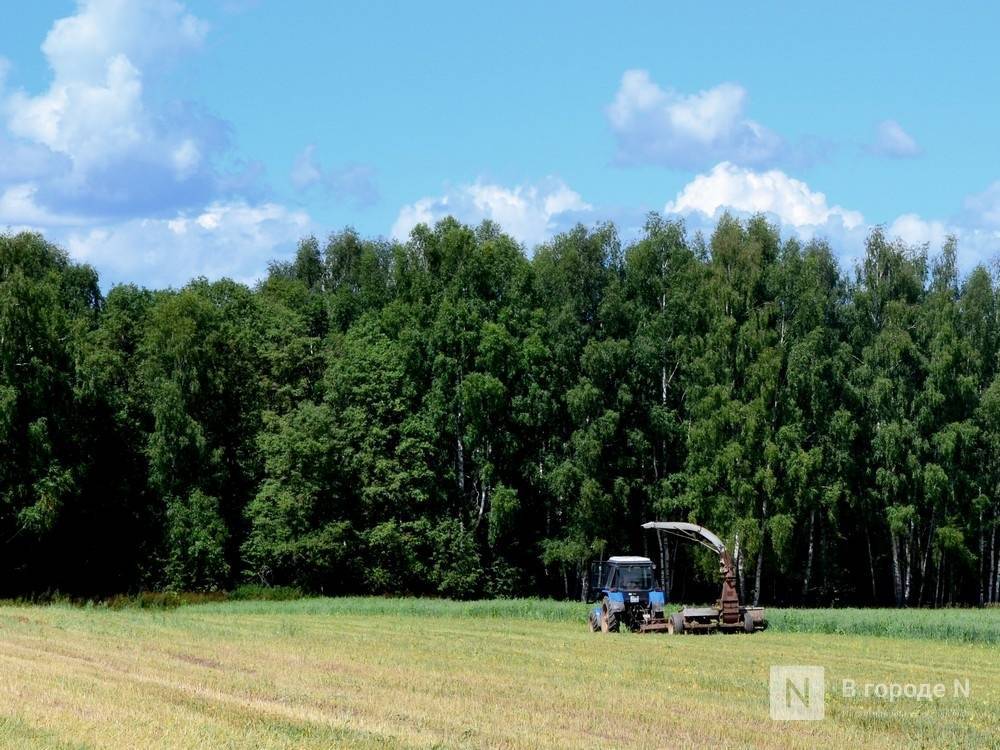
[588,556,658,598]
[587,556,668,632]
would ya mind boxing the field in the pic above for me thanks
[0,599,997,749]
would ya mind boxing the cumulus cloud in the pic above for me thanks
[1,0,229,219]
[660,162,1000,273]
[867,120,921,158]
[63,200,311,288]
[40,0,207,82]
[885,212,1000,271]
[0,183,89,227]
[888,213,950,248]
[392,178,592,246]
[606,70,786,169]
[660,163,870,271]
[290,145,378,207]
[0,1,318,287]
[876,182,1000,271]
[0,135,70,183]
[880,183,1000,269]
[664,162,864,231]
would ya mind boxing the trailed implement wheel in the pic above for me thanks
[670,612,685,635]
[743,611,754,633]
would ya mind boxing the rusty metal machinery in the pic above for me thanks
[641,521,766,634]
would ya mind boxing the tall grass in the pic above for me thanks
[0,585,304,610]
[7,590,995,644]
[189,596,1000,644]
[195,596,583,622]
[766,606,1000,644]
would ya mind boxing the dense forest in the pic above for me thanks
[2,213,1000,607]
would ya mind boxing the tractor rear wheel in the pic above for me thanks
[743,611,755,633]
[670,612,685,635]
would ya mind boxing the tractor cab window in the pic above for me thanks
[616,565,653,591]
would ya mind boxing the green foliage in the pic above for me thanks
[164,489,230,591]
[364,520,428,593]
[768,513,795,570]
[102,586,302,608]
[0,234,103,593]
[488,484,519,547]
[242,401,355,591]
[427,518,482,598]
[2,214,999,607]
[229,584,304,601]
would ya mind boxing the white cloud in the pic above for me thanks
[0,135,69,183]
[867,120,921,158]
[7,53,145,170]
[0,183,87,226]
[887,189,1000,269]
[665,162,864,231]
[171,138,201,179]
[964,181,1000,228]
[606,70,784,169]
[290,145,378,207]
[889,213,950,248]
[886,212,999,271]
[392,198,437,240]
[41,0,207,83]
[392,178,592,246]
[0,0,317,290]
[63,200,311,288]
[0,0,226,219]
[660,164,998,273]
[282,154,1000,280]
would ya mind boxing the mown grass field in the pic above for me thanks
[0,599,997,749]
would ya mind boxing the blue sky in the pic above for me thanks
[1,1,999,287]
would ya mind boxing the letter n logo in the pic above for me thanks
[770,666,825,720]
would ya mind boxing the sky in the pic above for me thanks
[1,1,999,288]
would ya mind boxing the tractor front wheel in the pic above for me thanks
[588,608,601,632]
[601,598,619,632]
[743,611,755,633]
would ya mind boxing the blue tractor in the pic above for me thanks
[588,522,767,634]
[587,555,670,633]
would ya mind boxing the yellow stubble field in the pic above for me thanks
[0,600,997,749]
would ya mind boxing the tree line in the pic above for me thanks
[2,213,999,606]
